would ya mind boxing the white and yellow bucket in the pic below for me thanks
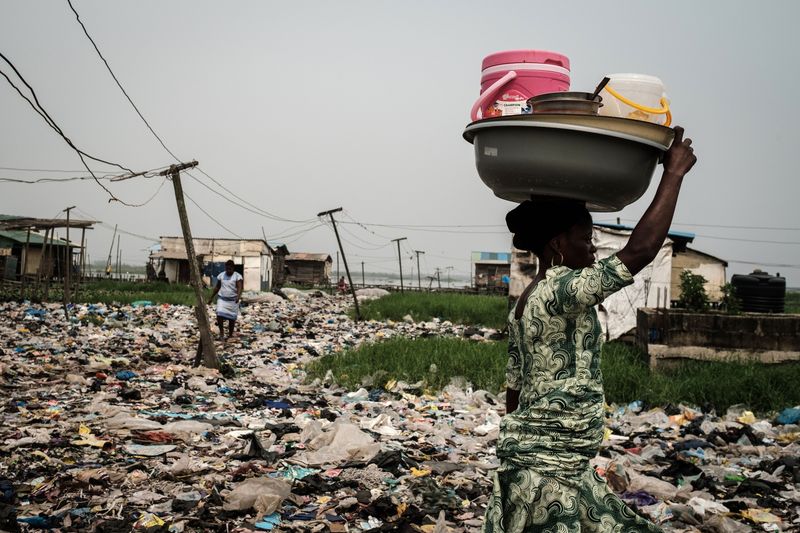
[598,73,671,126]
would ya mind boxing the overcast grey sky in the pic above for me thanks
[2,1,799,285]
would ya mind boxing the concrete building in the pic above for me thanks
[151,237,273,292]
[671,247,728,302]
[509,223,728,340]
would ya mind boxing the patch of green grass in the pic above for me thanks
[307,338,800,413]
[45,281,198,306]
[306,337,508,392]
[602,342,800,413]
[355,292,508,329]
[786,290,800,313]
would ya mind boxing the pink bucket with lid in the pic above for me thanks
[471,50,571,121]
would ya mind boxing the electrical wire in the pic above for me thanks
[0,166,127,173]
[186,173,316,227]
[268,223,324,242]
[66,0,180,163]
[335,224,391,250]
[0,168,164,184]
[64,0,311,224]
[193,168,314,224]
[726,259,800,269]
[0,52,158,205]
[618,217,800,232]
[692,234,800,245]
[182,191,242,238]
[0,54,133,175]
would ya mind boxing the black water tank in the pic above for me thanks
[731,270,786,313]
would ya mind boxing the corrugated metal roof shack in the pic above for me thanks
[0,214,94,282]
[284,253,332,286]
[151,237,273,292]
[472,251,511,292]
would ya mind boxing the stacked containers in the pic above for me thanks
[598,73,671,125]
[471,50,570,121]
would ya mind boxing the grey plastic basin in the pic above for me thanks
[463,117,672,211]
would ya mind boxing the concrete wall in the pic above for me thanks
[637,308,800,368]
[509,248,538,300]
[243,255,261,292]
[160,237,269,258]
[671,250,727,302]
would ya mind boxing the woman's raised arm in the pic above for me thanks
[618,126,697,275]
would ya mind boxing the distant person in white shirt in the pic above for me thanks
[210,260,243,338]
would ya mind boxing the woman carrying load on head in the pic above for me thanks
[482,127,697,533]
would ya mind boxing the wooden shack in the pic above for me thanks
[284,253,332,286]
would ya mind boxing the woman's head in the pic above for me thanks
[506,198,596,269]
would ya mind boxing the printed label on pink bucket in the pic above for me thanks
[485,90,531,117]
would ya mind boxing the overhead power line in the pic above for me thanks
[65,0,309,224]
[66,0,180,162]
[0,52,157,205]
[0,166,128,173]
[183,191,242,239]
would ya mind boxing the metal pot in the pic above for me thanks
[527,91,603,115]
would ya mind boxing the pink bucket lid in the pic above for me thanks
[481,50,570,71]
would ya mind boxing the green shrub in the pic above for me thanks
[719,283,742,314]
[677,270,709,312]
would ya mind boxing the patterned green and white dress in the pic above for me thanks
[483,254,663,533]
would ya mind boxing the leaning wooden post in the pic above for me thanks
[19,227,31,299]
[76,228,86,300]
[42,228,54,301]
[62,206,75,320]
[163,161,220,369]
[318,207,361,321]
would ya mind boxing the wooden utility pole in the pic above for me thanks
[76,228,86,300]
[435,268,442,289]
[42,228,53,300]
[105,224,117,277]
[361,261,365,288]
[318,207,361,321]
[63,206,76,320]
[19,227,30,299]
[161,160,220,370]
[414,250,424,290]
[392,237,407,293]
[115,235,121,279]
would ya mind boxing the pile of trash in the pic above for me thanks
[1,295,799,532]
